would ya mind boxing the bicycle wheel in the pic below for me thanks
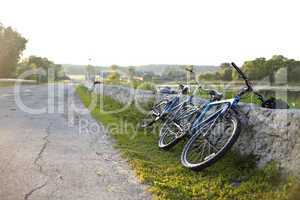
[158,105,199,149]
[139,100,167,128]
[158,120,186,150]
[181,113,241,170]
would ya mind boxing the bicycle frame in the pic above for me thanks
[160,94,193,119]
[161,84,226,128]
[190,95,241,135]
[159,87,196,117]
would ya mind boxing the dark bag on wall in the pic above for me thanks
[261,97,290,109]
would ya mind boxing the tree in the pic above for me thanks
[162,68,185,81]
[107,64,120,83]
[0,24,27,78]
[18,56,64,82]
[198,73,216,81]
[241,58,267,80]
[86,64,95,81]
[218,63,232,81]
[128,66,136,81]
[143,72,155,82]
[107,71,120,83]
[287,61,300,83]
[110,64,118,71]
[275,67,288,84]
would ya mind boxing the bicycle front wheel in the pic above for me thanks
[181,114,241,171]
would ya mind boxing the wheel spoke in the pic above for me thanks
[198,141,206,161]
[205,138,219,152]
[160,121,185,147]
[166,127,176,136]
[189,142,204,162]
[184,116,237,166]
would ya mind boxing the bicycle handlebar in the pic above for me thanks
[231,62,266,102]
[185,66,223,100]
[186,67,223,99]
[230,62,253,95]
[231,62,246,79]
[231,62,253,90]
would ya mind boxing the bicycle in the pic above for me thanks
[158,68,223,150]
[180,62,265,170]
[139,84,190,129]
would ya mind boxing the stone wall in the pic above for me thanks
[236,105,300,176]
[88,83,300,177]
[90,83,156,105]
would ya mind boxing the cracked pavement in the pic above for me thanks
[0,84,151,200]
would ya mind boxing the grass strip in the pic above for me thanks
[76,85,298,200]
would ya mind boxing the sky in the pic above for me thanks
[0,0,299,66]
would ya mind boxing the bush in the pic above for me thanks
[136,81,156,91]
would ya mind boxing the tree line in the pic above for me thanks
[17,56,66,82]
[0,23,66,82]
[199,55,300,84]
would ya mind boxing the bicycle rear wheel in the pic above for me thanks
[181,113,241,171]
[158,120,186,150]
[139,100,167,128]
[158,106,197,149]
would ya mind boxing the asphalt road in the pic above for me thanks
[0,84,150,200]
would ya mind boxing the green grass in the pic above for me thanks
[0,81,38,87]
[0,82,15,87]
[76,85,298,200]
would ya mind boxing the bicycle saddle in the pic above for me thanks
[208,90,223,101]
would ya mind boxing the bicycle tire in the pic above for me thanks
[181,113,241,171]
[158,120,186,150]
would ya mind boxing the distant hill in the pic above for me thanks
[63,64,108,75]
[133,64,219,75]
[62,64,219,76]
